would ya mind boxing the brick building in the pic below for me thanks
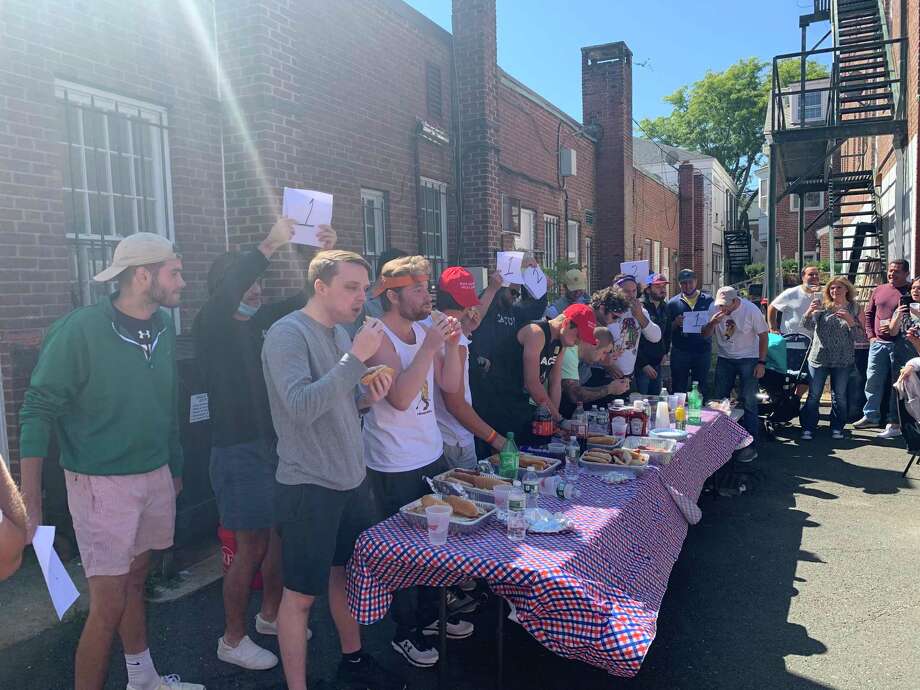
[0,0,681,475]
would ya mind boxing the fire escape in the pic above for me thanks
[765,0,907,300]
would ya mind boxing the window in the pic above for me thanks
[419,177,448,278]
[502,195,520,234]
[662,246,671,282]
[585,237,593,290]
[426,63,443,121]
[566,220,580,263]
[652,240,661,273]
[544,215,559,268]
[643,238,652,264]
[712,245,723,285]
[57,81,173,307]
[790,191,824,212]
[758,178,769,212]
[801,92,823,121]
[361,189,387,276]
[515,208,535,252]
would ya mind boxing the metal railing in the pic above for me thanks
[770,36,906,135]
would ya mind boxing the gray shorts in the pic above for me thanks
[442,442,478,470]
[209,440,277,531]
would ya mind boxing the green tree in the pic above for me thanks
[638,58,829,218]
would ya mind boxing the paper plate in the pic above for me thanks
[650,428,689,441]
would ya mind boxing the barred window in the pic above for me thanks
[544,214,559,268]
[56,81,173,307]
[361,189,387,277]
[419,178,448,278]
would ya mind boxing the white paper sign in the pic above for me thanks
[33,525,80,620]
[620,260,649,287]
[189,393,210,424]
[282,187,333,247]
[682,311,709,334]
[522,265,548,299]
[496,251,524,286]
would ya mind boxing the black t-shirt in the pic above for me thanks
[113,307,159,360]
[192,250,306,448]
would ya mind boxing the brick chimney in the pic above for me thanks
[452,0,501,267]
[581,42,633,282]
[678,162,705,279]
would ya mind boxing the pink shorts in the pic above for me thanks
[65,465,176,577]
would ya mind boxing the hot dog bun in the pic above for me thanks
[361,365,395,386]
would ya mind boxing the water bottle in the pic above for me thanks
[659,387,668,402]
[507,481,527,542]
[688,381,702,426]
[522,467,540,509]
[539,475,581,500]
[565,435,581,482]
[499,432,520,480]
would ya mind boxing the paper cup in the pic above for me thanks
[425,505,452,545]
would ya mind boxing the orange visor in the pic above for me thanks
[372,273,429,298]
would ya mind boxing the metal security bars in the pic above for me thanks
[56,81,174,307]
[419,177,448,279]
[361,189,387,277]
[544,214,559,268]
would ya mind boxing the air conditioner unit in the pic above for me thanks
[560,148,577,177]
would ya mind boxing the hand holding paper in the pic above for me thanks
[619,260,649,287]
[522,265,548,299]
[282,187,333,247]
[682,311,709,334]
[496,251,524,286]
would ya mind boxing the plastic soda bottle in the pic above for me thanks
[688,382,703,426]
[499,432,520,480]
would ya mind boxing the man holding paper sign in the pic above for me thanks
[667,269,714,396]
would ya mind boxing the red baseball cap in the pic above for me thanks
[562,303,598,345]
[438,266,481,308]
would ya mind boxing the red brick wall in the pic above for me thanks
[632,169,679,288]
[496,76,597,283]
[774,197,824,262]
[0,0,225,473]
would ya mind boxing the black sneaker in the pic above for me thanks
[446,588,478,615]
[336,653,407,690]
[391,631,439,668]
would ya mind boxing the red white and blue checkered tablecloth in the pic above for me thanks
[346,411,747,677]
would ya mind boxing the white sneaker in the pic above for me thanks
[128,676,205,690]
[391,632,439,668]
[877,425,902,440]
[831,430,845,440]
[255,612,312,640]
[422,617,475,640]
[800,430,813,441]
[217,635,278,671]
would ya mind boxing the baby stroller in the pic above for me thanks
[758,332,812,438]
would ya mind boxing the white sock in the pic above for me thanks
[125,649,160,690]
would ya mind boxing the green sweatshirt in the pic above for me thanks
[19,297,183,477]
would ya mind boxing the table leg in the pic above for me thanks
[439,587,447,690]
[496,596,504,690]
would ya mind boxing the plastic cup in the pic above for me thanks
[493,484,512,521]
[425,505,452,545]
[676,392,687,408]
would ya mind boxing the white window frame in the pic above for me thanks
[652,239,661,273]
[566,220,580,264]
[56,80,174,307]
[544,214,559,268]
[585,236,593,290]
[790,191,824,212]
[515,207,535,252]
[419,177,448,278]
[361,188,387,275]
[712,244,723,285]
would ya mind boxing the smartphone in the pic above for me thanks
[900,294,912,307]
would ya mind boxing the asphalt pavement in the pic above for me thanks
[1,417,917,690]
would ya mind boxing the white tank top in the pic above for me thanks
[364,321,443,472]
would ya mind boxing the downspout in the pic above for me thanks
[211,0,230,251]
[450,40,464,265]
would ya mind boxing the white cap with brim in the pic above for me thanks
[714,286,739,306]
[93,232,178,282]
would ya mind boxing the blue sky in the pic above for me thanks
[403,0,825,123]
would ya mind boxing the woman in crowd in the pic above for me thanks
[800,276,862,440]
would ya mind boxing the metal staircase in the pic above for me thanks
[763,0,906,299]
[724,229,752,284]
[827,171,885,293]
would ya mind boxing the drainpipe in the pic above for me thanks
[211,0,229,251]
